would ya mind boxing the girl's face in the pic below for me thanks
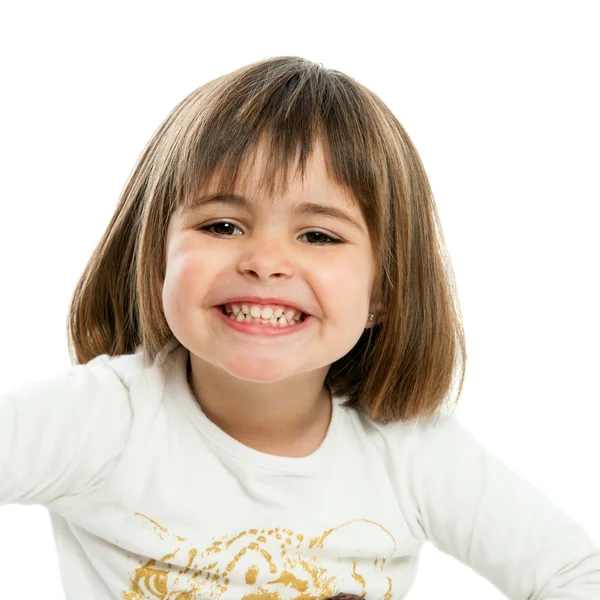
[163,139,376,384]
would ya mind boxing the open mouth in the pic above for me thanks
[218,304,306,326]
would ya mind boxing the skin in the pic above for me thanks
[162,138,378,457]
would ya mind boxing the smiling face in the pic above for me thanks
[162,137,377,384]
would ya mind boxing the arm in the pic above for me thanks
[408,416,600,599]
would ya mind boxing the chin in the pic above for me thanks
[223,360,296,384]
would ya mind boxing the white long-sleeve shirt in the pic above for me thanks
[1,337,599,599]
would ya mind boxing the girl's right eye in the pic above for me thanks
[198,221,243,237]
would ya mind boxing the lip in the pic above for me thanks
[217,296,310,316]
[214,306,312,337]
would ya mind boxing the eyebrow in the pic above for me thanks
[184,193,365,233]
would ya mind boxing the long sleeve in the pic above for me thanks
[408,416,600,599]
[0,356,132,507]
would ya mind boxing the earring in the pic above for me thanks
[368,312,375,321]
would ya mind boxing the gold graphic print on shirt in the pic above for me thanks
[121,514,397,599]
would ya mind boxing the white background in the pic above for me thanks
[0,1,598,598]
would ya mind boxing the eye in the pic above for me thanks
[298,230,342,245]
[198,221,243,237]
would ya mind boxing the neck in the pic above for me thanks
[186,355,333,457]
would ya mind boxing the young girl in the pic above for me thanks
[1,56,598,599]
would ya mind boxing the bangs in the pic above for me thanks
[181,127,334,209]
[167,57,389,215]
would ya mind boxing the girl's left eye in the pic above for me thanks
[198,221,342,245]
[299,230,342,245]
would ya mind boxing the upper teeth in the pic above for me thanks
[224,303,303,322]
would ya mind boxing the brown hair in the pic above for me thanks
[67,56,466,424]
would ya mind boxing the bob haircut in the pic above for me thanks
[67,56,466,424]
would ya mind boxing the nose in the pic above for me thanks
[236,230,295,281]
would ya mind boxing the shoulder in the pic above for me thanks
[76,342,170,401]
[2,343,169,423]
[350,406,463,457]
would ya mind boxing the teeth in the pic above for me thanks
[228,312,295,327]
[226,303,304,323]
[224,302,307,327]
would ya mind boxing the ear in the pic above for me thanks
[365,302,384,329]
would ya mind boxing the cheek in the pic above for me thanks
[316,254,372,312]
[163,253,209,314]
